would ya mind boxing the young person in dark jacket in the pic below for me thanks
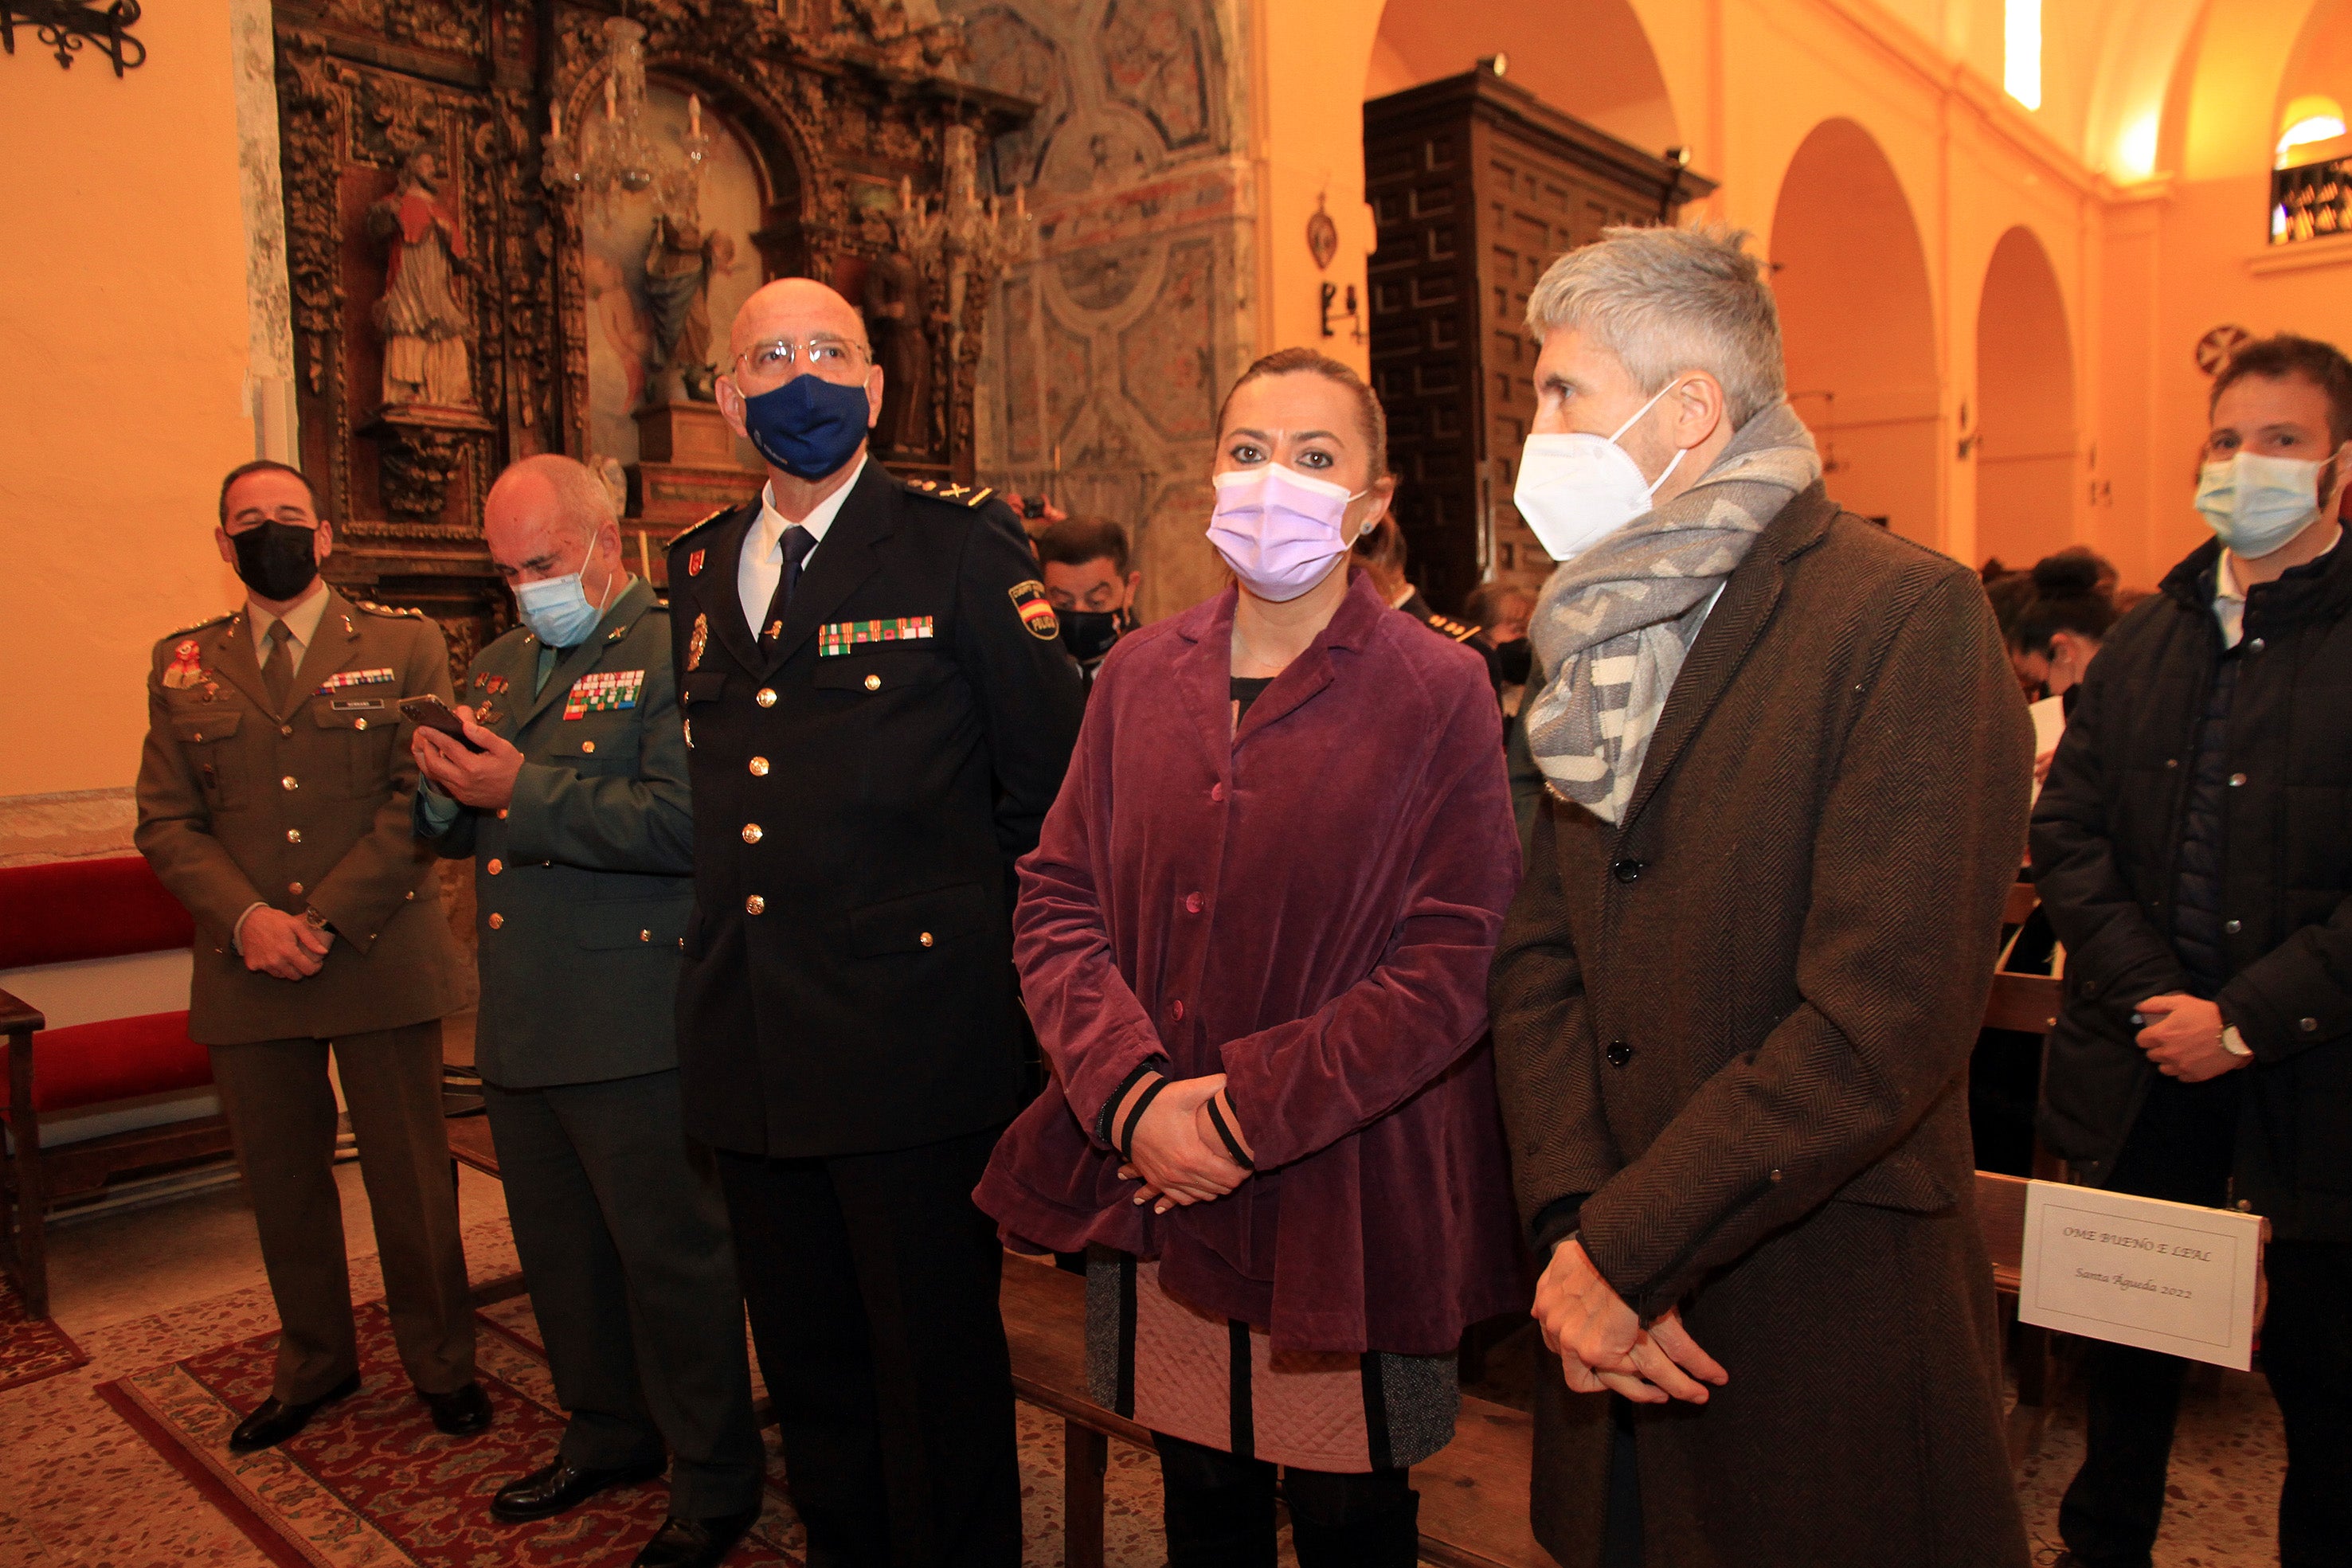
[2033,334,2352,1568]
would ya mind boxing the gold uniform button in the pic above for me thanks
[280,724,293,737]
[864,674,881,691]
[497,808,509,819]
[582,740,596,753]
[742,823,764,844]
[354,717,368,731]
[404,890,415,901]
[919,931,934,948]
[749,757,770,776]
[487,858,503,874]
[756,687,777,707]
[286,828,302,844]
[281,775,299,791]
[639,929,652,942]
[488,913,505,929]
[745,894,766,915]
[288,882,304,896]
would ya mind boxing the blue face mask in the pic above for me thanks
[742,372,872,480]
[515,564,616,648]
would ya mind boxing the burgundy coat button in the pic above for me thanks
[1185,893,1203,914]
[1171,999,1186,1022]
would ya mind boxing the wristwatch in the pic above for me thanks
[2220,1023,2252,1058]
[303,905,335,934]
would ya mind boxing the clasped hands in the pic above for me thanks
[237,905,331,981]
[1111,1072,1253,1216]
[412,706,526,810]
[1532,1238,1727,1406]
[2134,993,2249,1083]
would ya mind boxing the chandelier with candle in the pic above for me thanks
[542,16,713,216]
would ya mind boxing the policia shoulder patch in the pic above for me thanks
[1008,580,1060,641]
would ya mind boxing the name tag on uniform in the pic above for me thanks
[318,667,396,694]
[564,669,645,719]
[819,616,935,656]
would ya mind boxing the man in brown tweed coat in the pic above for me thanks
[1490,226,2033,1567]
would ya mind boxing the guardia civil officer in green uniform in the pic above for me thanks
[135,460,487,1453]
[412,456,763,1568]
[667,279,1083,1568]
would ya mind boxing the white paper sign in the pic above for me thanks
[2018,1180,2264,1370]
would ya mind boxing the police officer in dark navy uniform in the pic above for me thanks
[667,279,1083,1568]
[1352,514,1505,698]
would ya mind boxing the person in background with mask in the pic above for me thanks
[134,461,486,1454]
[1035,513,1141,690]
[1487,225,2032,1568]
[2034,332,2352,1568]
[976,347,1524,1568]
[2008,546,2121,788]
[410,456,764,1568]
[666,279,1082,1568]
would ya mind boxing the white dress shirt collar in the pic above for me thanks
[752,456,867,565]
[739,456,868,636]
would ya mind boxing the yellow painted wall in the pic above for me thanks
[0,6,254,798]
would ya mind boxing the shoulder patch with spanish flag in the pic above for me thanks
[1008,580,1059,641]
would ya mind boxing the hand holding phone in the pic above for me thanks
[400,694,487,753]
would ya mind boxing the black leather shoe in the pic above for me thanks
[490,1454,666,1522]
[228,1371,361,1453]
[420,1379,493,1435]
[630,1506,761,1568]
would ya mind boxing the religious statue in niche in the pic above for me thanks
[642,210,738,405]
[864,220,934,454]
[368,147,475,409]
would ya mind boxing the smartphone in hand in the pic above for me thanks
[399,694,487,753]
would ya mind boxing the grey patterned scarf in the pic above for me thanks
[1524,402,1822,823]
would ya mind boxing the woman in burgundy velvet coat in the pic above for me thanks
[976,350,1524,1567]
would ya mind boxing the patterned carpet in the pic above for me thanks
[96,1280,1176,1567]
[0,1271,88,1394]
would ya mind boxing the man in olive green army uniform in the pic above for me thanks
[412,456,762,1568]
[134,460,487,1453]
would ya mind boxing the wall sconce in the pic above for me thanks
[1321,281,1365,344]
[2,0,147,73]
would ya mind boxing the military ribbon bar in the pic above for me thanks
[817,616,937,657]
[562,668,646,719]
[316,667,397,694]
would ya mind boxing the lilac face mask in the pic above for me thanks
[1206,463,1366,601]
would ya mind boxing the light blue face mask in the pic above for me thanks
[515,562,616,647]
[2194,451,2334,560]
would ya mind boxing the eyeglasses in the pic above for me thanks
[731,334,869,385]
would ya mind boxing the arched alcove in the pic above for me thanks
[1769,119,1942,547]
[1363,0,1679,154]
[1975,225,2077,569]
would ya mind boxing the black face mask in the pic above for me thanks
[231,521,320,601]
[1059,608,1124,664]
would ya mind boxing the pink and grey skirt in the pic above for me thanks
[1085,1249,1458,1474]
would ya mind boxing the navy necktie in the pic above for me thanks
[763,525,816,643]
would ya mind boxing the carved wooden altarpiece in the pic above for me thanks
[273,0,1030,668]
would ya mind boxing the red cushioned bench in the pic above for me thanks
[0,856,237,1317]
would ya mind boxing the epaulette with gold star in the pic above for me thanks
[356,599,427,619]
[166,611,235,639]
[668,505,738,549]
[903,475,997,509]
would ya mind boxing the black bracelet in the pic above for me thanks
[1116,1075,1172,1163]
[1203,1093,1254,1170]
[1095,1058,1164,1147]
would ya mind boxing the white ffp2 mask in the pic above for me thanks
[1513,382,1687,564]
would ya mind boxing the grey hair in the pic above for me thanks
[1524,224,1786,429]
[493,452,618,548]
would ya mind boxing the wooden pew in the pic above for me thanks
[1974,1168,2060,1465]
[999,1256,1548,1568]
